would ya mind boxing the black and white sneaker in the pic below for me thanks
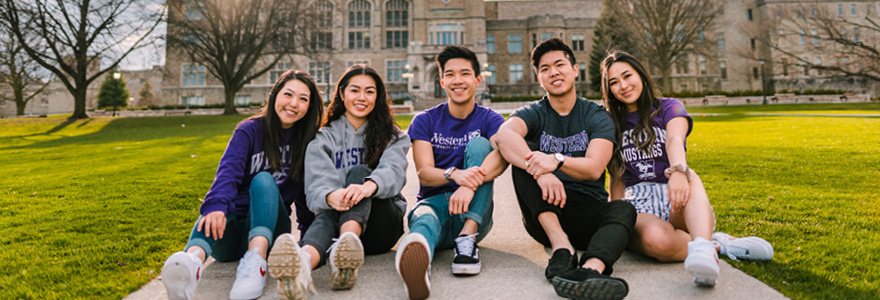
[551,268,629,300]
[451,233,480,275]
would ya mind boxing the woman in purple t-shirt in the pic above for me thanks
[601,51,773,287]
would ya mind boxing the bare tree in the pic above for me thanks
[761,4,879,82]
[608,0,722,92]
[0,0,164,119]
[0,27,50,116]
[166,0,318,115]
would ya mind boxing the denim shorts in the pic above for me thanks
[623,182,671,221]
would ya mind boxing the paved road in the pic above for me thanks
[126,152,787,300]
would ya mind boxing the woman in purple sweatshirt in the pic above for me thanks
[161,70,324,300]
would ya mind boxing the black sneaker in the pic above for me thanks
[545,248,578,281]
[551,268,629,300]
[451,234,480,275]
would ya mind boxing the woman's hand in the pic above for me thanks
[667,172,690,213]
[340,180,378,207]
[197,210,226,240]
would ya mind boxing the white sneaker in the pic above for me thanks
[268,233,311,300]
[685,237,720,287]
[162,251,202,300]
[713,232,774,261]
[229,249,268,299]
[395,233,431,300]
[329,232,364,290]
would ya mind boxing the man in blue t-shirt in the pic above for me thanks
[491,38,636,300]
[395,46,508,300]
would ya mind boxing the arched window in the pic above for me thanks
[348,0,371,49]
[317,1,333,28]
[385,0,409,48]
[311,1,333,50]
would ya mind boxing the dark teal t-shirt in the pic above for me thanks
[512,96,616,201]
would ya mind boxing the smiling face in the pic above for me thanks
[342,74,378,125]
[607,61,644,112]
[273,79,311,128]
[441,58,482,105]
[536,50,578,98]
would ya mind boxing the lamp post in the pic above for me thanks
[401,64,414,103]
[112,72,121,116]
[325,65,332,104]
[480,63,493,105]
[760,58,767,105]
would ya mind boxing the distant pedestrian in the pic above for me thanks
[600,50,773,287]
[267,64,410,299]
[161,70,324,300]
[492,37,635,300]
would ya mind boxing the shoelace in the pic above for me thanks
[723,242,750,261]
[236,252,262,278]
[454,233,479,257]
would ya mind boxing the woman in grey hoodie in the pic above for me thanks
[267,64,410,299]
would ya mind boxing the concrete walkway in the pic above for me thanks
[126,152,787,300]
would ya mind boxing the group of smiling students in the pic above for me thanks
[160,38,774,300]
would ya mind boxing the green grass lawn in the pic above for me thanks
[0,103,878,299]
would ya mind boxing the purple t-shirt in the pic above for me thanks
[201,118,313,230]
[407,102,505,200]
[619,98,693,187]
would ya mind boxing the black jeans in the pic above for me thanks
[301,165,406,266]
[512,166,636,275]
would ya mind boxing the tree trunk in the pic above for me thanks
[15,101,25,115]
[13,84,25,116]
[70,85,89,119]
[223,86,239,115]
[659,67,673,94]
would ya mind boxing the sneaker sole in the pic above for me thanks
[330,234,364,290]
[686,263,719,287]
[551,276,628,300]
[161,261,195,300]
[451,262,481,275]
[399,242,430,300]
[268,236,307,300]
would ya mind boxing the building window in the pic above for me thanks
[753,67,759,79]
[509,64,523,83]
[815,57,822,76]
[386,31,408,48]
[782,59,788,76]
[486,64,496,84]
[717,33,725,50]
[747,9,753,21]
[812,29,819,46]
[508,35,522,53]
[181,95,205,106]
[854,28,860,43]
[348,0,371,28]
[434,74,446,98]
[851,4,857,16]
[803,57,809,76]
[680,83,688,92]
[235,94,252,106]
[311,32,333,50]
[577,62,587,82]
[571,34,585,51]
[487,35,495,54]
[347,60,369,67]
[720,61,727,79]
[309,61,331,84]
[699,55,707,75]
[840,28,847,40]
[386,60,406,83]
[676,54,689,74]
[797,5,804,17]
[185,2,202,20]
[182,65,206,86]
[532,33,537,48]
[541,32,555,41]
[316,1,332,28]
[348,32,371,49]
[385,0,409,27]
[799,30,806,46]
[810,6,815,17]
[698,31,704,42]
[838,4,844,16]
[270,62,291,83]
[388,91,409,102]
[750,38,756,50]
[429,23,464,46]
[776,6,781,17]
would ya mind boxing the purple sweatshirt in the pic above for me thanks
[200,118,312,229]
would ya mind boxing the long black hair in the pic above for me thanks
[600,50,661,177]
[324,64,401,169]
[247,70,323,182]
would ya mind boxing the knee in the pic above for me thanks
[465,137,492,157]
[609,201,637,226]
[411,204,439,220]
[251,172,276,190]
[637,227,681,261]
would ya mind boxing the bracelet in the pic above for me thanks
[664,163,691,181]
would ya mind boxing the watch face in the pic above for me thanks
[555,153,564,162]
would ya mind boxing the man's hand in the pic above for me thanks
[197,210,226,240]
[451,166,486,190]
[536,173,566,208]
[525,151,559,178]
[449,186,475,215]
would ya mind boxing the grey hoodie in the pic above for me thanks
[304,117,411,214]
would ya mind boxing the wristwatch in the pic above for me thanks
[554,153,565,171]
[443,166,457,182]
[664,163,692,181]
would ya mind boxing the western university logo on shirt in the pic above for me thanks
[620,126,667,180]
[431,129,481,150]
[334,147,364,169]
[249,145,291,184]
[539,131,589,154]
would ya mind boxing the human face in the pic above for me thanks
[342,74,377,127]
[441,58,482,105]
[274,79,311,129]
[607,62,643,112]
[536,51,578,98]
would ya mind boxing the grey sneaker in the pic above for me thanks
[685,237,720,286]
[452,233,481,275]
[161,251,202,300]
[268,233,311,300]
[713,232,774,261]
[328,232,364,290]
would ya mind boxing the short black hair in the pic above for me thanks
[436,45,481,75]
[530,37,576,73]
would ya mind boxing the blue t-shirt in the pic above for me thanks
[619,98,693,187]
[407,102,505,200]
